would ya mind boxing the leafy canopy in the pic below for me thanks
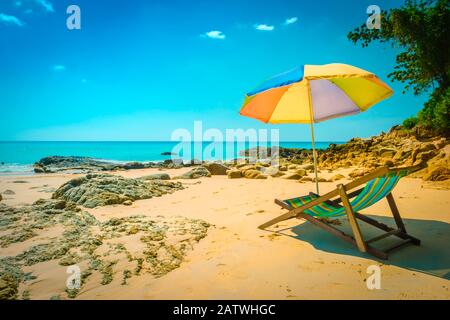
[348,0,449,134]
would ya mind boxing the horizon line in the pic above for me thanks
[0,140,347,143]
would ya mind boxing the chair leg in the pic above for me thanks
[298,213,388,260]
[337,184,367,253]
[386,192,406,233]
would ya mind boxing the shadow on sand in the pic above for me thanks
[279,215,450,279]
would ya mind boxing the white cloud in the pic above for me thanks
[35,0,54,13]
[204,30,226,40]
[254,24,274,31]
[0,13,24,26]
[284,17,298,25]
[53,65,66,71]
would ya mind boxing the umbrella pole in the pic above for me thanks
[309,122,320,194]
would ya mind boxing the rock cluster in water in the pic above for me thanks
[52,174,184,208]
[33,156,195,174]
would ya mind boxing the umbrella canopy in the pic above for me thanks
[240,63,393,194]
[240,63,393,124]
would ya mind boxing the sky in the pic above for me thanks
[0,0,430,142]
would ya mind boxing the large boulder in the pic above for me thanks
[227,170,242,179]
[52,174,184,208]
[238,165,256,174]
[243,170,267,179]
[202,163,230,175]
[173,167,211,179]
[282,173,303,180]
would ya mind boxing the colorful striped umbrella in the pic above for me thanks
[240,63,393,193]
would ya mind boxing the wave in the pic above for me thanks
[0,163,34,175]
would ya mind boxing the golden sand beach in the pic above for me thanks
[1,164,449,300]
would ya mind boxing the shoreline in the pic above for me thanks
[1,166,449,299]
[1,125,449,300]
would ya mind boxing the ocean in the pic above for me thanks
[0,141,343,174]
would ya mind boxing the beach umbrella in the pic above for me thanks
[240,63,393,194]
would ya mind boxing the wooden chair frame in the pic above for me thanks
[259,165,422,259]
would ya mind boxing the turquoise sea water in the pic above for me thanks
[0,141,342,174]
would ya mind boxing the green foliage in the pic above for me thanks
[348,0,450,134]
[403,116,419,129]
[418,86,450,134]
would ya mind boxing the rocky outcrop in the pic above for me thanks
[236,126,449,183]
[52,174,184,208]
[0,199,210,299]
[33,156,191,174]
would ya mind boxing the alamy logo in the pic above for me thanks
[67,5,81,30]
[366,5,381,30]
[366,265,381,290]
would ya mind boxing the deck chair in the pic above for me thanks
[259,165,422,259]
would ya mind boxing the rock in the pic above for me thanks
[329,174,345,182]
[287,164,298,170]
[378,147,397,158]
[52,174,184,208]
[0,194,2,202]
[0,199,210,298]
[244,170,267,179]
[279,166,287,171]
[383,160,394,167]
[349,168,371,179]
[140,173,171,180]
[294,169,307,176]
[423,167,450,181]
[236,162,250,169]
[300,176,312,182]
[173,167,211,179]
[301,164,315,170]
[33,165,45,173]
[32,156,193,174]
[433,138,447,149]
[282,173,304,180]
[121,162,145,170]
[2,190,15,195]
[202,163,230,175]
[238,165,256,174]
[123,200,133,206]
[227,170,242,179]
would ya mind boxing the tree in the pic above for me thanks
[348,0,450,134]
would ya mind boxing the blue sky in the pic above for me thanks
[0,0,429,141]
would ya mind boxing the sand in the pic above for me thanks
[0,167,449,300]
